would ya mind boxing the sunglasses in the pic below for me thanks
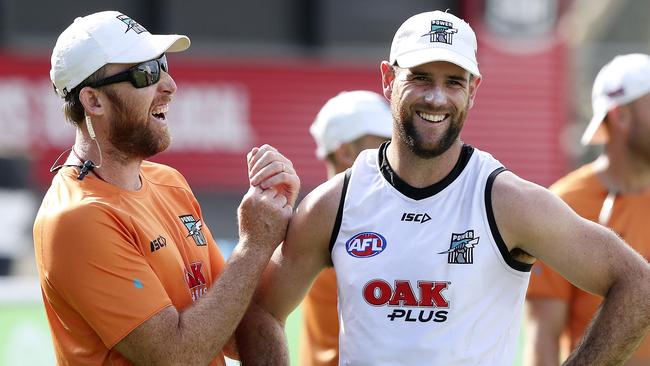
[88,54,168,89]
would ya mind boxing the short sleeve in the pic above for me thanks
[526,260,572,302]
[44,203,173,348]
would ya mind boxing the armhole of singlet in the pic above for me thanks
[485,167,533,272]
[328,168,352,254]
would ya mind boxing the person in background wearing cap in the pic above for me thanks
[34,10,298,365]
[300,90,392,366]
[237,10,650,365]
[525,53,650,366]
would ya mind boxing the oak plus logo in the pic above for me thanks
[363,279,450,323]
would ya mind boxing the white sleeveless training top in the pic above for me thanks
[330,142,532,366]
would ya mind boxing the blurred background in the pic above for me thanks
[0,0,648,364]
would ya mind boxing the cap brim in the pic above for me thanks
[109,34,190,64]
[395,48,480,77]
[581,109,608,145]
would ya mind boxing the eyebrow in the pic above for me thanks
[448,75,468,83]
[407,70,468,82]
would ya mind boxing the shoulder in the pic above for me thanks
[35,199,133,282]
[295,171,347,225]
[491,170,551,206]
[141,161,191,190]
[489,171,572,253]
[39,200,126,249]
[286,171,348,264]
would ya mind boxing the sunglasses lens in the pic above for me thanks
[160,55,168,73]
[131,60,160,88]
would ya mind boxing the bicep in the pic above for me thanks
[526,297,568,339]
[256,178,340,322]
[113,306,179,364]
[525,298,568,366]
[493,173,638,297]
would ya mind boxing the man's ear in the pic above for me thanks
[332,142,357,168]
[467,76,482,109]
[605,105,631,137]
[380,61,396,101]
[78,86,105,116]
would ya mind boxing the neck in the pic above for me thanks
[595,146,650,194]
[327,164,339,179]
[71,130,143,191]
[386,139,463,188]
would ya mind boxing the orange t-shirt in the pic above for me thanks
[34,162,227,366]
[527,162,650,360]
[300,267,339,366]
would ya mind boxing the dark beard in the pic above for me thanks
[104,88,171,159]
[394,102,467,159]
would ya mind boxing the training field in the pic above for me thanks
[0,280,525,365]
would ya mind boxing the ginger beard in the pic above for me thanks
[104,87,171,159]
[392,97,469,159]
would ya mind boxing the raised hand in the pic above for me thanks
[247,144,300,208]
[238,186,293,254]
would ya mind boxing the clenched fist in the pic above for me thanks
[238,186,293,254]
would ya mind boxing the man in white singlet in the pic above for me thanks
[237,10,650,366]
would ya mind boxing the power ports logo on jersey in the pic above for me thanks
[345,232,387,258]
[401,212,431,224]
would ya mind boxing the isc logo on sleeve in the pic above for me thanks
[345,232,387,258]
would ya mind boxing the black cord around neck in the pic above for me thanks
[49,147,105,181]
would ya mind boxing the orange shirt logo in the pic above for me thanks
[185,261,208,301]
[179,214,207,246]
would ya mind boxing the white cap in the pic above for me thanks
[50,10,191,98]
[389,10,480,77]
[582,53,650,145]
[310,91,393,159]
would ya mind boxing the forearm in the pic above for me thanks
[172,244,275,364]
[236,301,289,365]
[525,329,562,366]
[116,243,275,366]
[563,278,650,365]
[525,298,567,366]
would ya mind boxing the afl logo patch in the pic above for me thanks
[345,232,387,258]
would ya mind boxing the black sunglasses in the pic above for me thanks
[88,54,168,89]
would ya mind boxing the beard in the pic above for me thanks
[393,99,468,159]
[103,88,171,160]
[628,107,650,164]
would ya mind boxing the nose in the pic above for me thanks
[424,86,446,104]
[158,71,177,95]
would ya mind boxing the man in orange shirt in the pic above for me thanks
[34,10,298,365]
[526,53,650,366]
[300,90,392,366]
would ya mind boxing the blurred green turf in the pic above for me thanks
[0,303,524,365]
[0,304,56,366]
[286,306,302,365]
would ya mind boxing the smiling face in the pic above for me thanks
[101,61,177,159]
[381,61,481,159]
